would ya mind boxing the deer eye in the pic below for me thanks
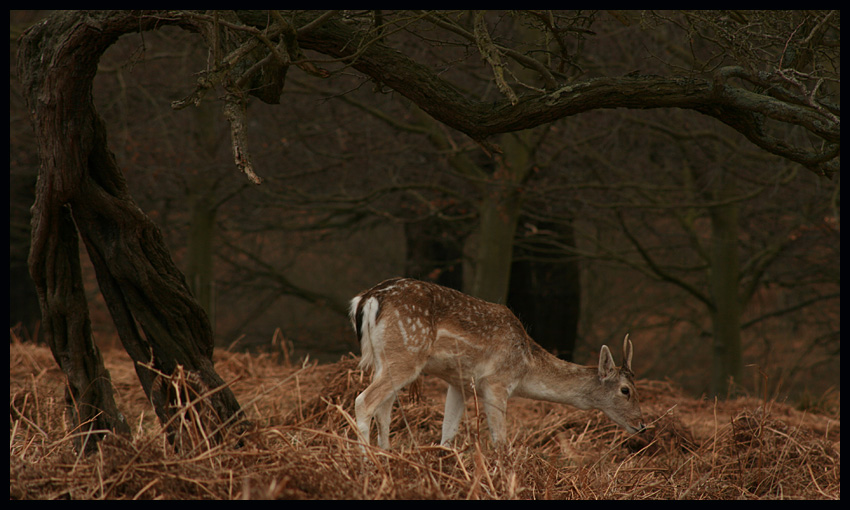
[620,387,630,397]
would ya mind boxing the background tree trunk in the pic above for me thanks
[187,194,217,323]
[185,100,225,322]
[404,219,464,290]
[708,170,743,397]
[509,219,581,360]
[468,189,522,302]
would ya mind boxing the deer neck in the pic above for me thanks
[514,347,599,410]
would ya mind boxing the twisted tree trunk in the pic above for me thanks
[18,10,246,451]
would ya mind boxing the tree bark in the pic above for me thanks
[32,204,131,453]
[18,10,245,450]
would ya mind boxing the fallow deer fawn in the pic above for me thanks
[350,277,646,449]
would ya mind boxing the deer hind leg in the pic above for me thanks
[355,360,422,449]
[373,396,394,450]
[355,375,393,448]
[440,384,466,446]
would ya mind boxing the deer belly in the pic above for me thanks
[422,329,496,388]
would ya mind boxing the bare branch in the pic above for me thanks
[473,11,518,105]
[222,94,262,184]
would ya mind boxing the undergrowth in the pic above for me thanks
[9,339,840,499]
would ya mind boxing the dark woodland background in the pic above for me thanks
[10,11,839,404]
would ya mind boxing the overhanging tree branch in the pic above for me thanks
[289,11,838,177]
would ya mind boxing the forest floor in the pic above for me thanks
[9,338,840,499]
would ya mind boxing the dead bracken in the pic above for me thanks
[9,338,840,500]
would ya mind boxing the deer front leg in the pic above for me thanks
[479,381,509,445]
[440,384,465,446]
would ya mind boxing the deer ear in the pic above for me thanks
[622,334,634,374]
[598,345,617,381]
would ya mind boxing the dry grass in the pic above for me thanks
[9,338,840,499]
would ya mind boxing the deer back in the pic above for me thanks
[350,278,535,380]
